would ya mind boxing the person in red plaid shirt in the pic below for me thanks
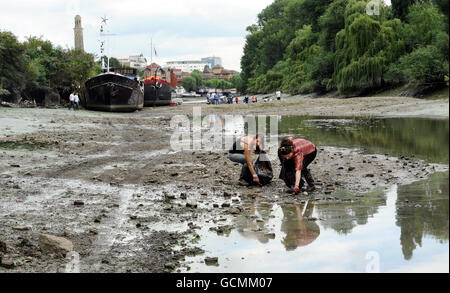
[278,137,317,194]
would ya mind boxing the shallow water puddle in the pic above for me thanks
[179,116,449,273]
[181,172,448,273]
[279,116,449,164]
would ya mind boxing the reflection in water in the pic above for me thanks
[396,172,449,260]
[280,201,320,251]
[182,172,448,273]
[181,116,448,272]
[279,117,449,164]
[234,201,321,250]
[234,202,273,244]
[316,189,387,235]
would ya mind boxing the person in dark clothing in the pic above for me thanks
[278,137,317,194]
[228,134,265,185]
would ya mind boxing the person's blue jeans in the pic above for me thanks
[228,153,247,165]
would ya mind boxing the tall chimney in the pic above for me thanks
[74,15,84,51]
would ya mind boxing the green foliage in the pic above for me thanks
[191,70,203,88]
[67,49,100,88]
[230,74,244,90]
[240,0,449,96]
[0,31,33,92]
[204,79,233,90]
[386,2,449,86]
[391,0,417,21]
[182,70,207,92]
[404,2,445,48]
[98,56,122,68]
[318,0,349,51]
[0,31,100,102]
[181,76,196,92]
[393,45,448,85]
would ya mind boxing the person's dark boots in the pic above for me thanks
[304,169,315,187]
[299,178,306,189]
[239,165,250,186]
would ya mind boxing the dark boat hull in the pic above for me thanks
[85,74,144,112]
[144,81,172,107]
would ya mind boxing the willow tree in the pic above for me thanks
[334,0,404,94]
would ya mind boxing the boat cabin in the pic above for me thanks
[105,67,138,79]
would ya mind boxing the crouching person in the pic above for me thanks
[228,134,265,186]
[278,137,317,194]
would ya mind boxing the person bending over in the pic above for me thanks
[228,134,265,185]
[278,137,317,194]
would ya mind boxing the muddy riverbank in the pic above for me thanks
[0,99,448,272]
[158,94,449,119]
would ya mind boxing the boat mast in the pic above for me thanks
[100,16,108,72]
[100,16,116,73]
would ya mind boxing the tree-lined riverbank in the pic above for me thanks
[240,0,449,97]
[0,33,100,106]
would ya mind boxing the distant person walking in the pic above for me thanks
[69,91,75,110]
[74,92,80,110]
[214,93,219,105]
[235,96,239,104]
[206,93,211,104]
[276,90,282,101]
[252,96,257,103]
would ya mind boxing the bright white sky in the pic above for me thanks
[0,0,275,71]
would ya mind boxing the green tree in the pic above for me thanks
[98,56,122,69]
[1,32,100,103]
[393,45,448,86]
[0,31,35,95]
[333,1,405,94]
[67,49,100,88]
[391,0,417,21]
[218,80,233,90]
[240,0,449,96]
[230,74,243,90]
[205,79,220,89]
[404,2,446,48]
[191,70,203,88]
[182,76,196,92]
[318,0,349,52]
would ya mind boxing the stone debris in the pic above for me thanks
[12,226,30,231]
[39,234,74,257]
[204,257,219,266]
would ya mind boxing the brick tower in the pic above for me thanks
[74,15,84,51]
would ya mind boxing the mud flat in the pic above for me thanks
[158,95,449,120]
[0,103,448,273]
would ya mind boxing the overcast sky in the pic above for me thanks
[0,0,275,71]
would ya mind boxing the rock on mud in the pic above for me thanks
[164,262,176,270]
[264,233,276,239]
[12,226,30,231]
[0,256,15,269]
[205,257,219,266]
[73,200,85,206]
[39,234,74,257]
[186,202,198,209]
[0,240,7,253]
